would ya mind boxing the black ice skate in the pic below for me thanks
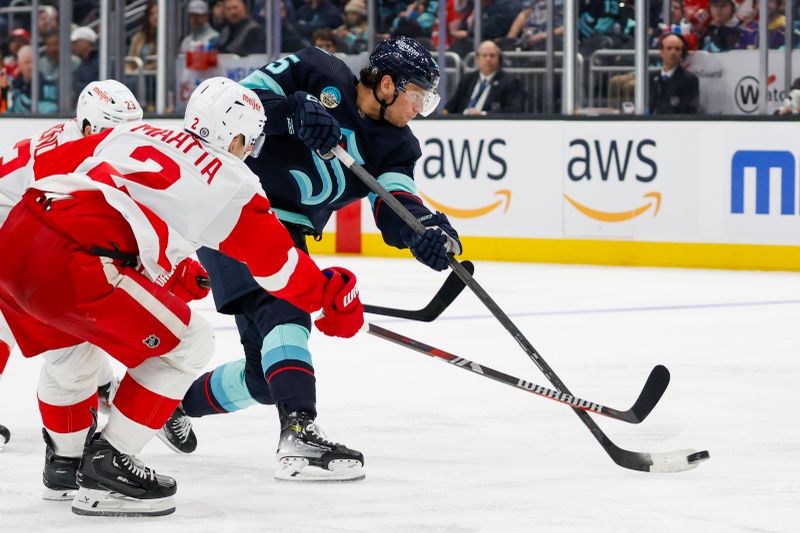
[275,409,364,482]
[0,423,9,451]
[71,432,177,517]
[42,429,80,501]
[156,404,197,454]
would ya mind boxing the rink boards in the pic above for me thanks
[2,118,799,270]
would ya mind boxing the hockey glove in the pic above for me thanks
[400,212,462,272]
[314,267,364,338]
[165,258,211,303]
[287,91,342,154]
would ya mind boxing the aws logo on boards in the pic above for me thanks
[565,138,660,223]
[419,137,510,218]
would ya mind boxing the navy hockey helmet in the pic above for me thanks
[368,36,441,117]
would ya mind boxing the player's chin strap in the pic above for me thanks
[372,85,399,122]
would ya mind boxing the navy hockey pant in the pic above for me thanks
[183,228,317,418]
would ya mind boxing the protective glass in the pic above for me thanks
[401,87,441,117]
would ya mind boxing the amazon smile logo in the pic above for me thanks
[420,190,511,218]
[564,192,662,222]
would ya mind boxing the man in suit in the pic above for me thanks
[649,32,699,115]
[445,40,525,115]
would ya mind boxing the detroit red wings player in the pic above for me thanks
[0,79,142,459]
[0,77,363,516]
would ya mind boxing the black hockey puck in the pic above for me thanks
[0,424,10,445]
[687,450,710,463]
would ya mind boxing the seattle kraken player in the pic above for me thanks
[171,37,462,481]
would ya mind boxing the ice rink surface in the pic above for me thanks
[0,257,798,532]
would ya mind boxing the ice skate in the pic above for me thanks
[275,410,364,482]
[156,404,197,454]
[42,429,80,501]
[71,432,177,517]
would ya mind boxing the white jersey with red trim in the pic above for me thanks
[30,121,327,313]
[0,119,83,224]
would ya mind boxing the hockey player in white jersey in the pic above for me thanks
[0,80,143,462]
[0,77,363,516]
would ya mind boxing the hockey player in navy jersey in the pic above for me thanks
[170,37,462,481]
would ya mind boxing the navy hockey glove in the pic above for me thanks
[287,91,341,154]
[400,212,462,271]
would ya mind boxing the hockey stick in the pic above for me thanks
[331,145,710,473]
[200,262,470,322]
[363,260,472,321]
[365,322,668,424]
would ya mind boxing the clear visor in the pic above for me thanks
[247,132,266,159]
[402,88,441,117]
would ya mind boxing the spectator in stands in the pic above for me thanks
[39,30,78,80]
[312,28,339,52]
[737,0,787,49]
[506,0,564,51]
[649,33,699,114]
[296,0,344,39]
[281,0,310,52]
[71,26,99,99]
[0,67,8,113]
[128,0,158,72]
[38,5,58,40]
[661,0,701,50]
[578,0,636,54]
[3,29,30,80]
[8,44,58,113]
[389,0,438,39]
[336,0,369,53]
[218,0,267,55]
[448,0,522,56]
[210,0,227,31]
[180,0,220,53]
[775,77,800,114]
[446,40,525,114]
[701,0,741,51]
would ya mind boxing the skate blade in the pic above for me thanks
[275,457,365,482]
[42,486,77,501]
[71,487,175,517]
[155,427,195,455]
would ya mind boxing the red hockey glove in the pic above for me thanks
[314,267,364,338]
[165,258,211,303]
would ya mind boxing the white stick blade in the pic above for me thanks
[648,448,708,473]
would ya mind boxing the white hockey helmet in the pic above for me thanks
[76,79,143,135]
[184,77,266,160]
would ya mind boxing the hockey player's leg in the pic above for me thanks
[74,312,213,516]
[38,343,105,501]
[175,314,275,452]
[255,305,364,481]
[0,310,14,449]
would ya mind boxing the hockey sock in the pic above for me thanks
[261,324,317,416]
[183,360,258,417]
[39,392,98,457]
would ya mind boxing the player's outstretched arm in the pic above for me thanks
[216,193,363,337]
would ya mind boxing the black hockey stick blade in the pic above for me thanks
[366,322,664,425]
[364,260,473,321]
[626,364,670,423]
